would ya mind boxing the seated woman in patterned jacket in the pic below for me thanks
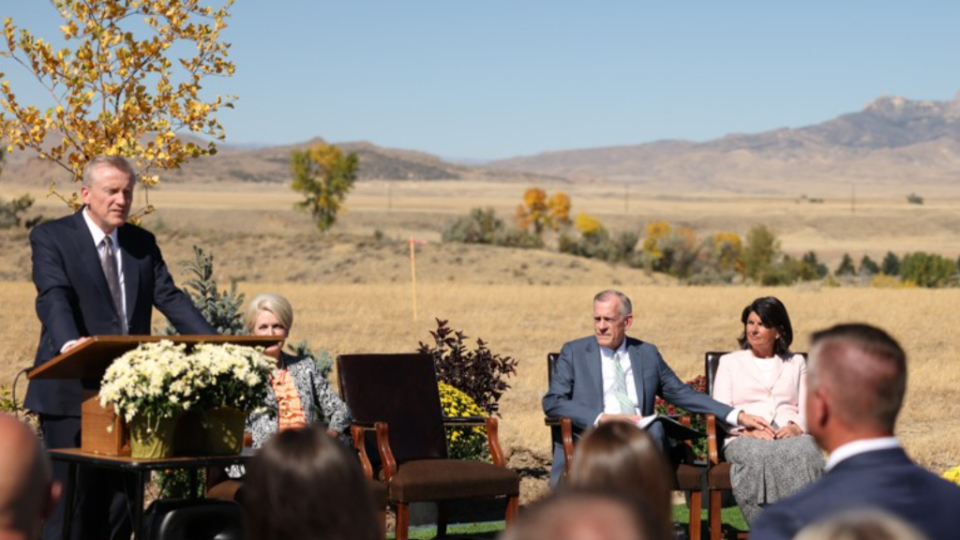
[244,293,350,448]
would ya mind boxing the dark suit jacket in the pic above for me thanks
[751,447,960,540]
[26,210,217,416]
[542,335,733,480]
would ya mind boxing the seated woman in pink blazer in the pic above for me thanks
[712,297,824,525]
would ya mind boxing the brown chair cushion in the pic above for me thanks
[675,464,704,491]
[707,462,733,490]
[388,460,520,503]
[206,480,243,502]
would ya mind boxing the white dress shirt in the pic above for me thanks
[593,338,741,427]
[82,209,127,320]
[60,211,128,352]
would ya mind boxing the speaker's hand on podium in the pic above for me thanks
[60,336,91,353]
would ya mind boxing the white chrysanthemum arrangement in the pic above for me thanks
[189,342,274,411]
[100,340,273,423]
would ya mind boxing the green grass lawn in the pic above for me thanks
[672,504,748,532]
[385,505,747,539]
[387,522,504,540]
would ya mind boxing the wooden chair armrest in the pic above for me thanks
[485,417,508,467]
[373,421,398,482]
[243,431,253,448]
[706,414,721,465]
[543,416,576,476]
[560,417,574,477]
[677,415,696,449]
[442,416,509,467]
[350,424,376,479]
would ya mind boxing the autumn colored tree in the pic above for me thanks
[516,187,571,234]
[706,231,743,273]
[290,143,359,233]
[639,221,699,276]
[574,212,604,237]
[641,221,672,261]
[0,0,236,217]
[546,192,571,229]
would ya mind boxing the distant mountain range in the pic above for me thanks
[4,92,960,193]
[488,92,960,193]
[0,136,558,186]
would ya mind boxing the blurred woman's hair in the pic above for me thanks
[243,425,380,540]
[498,487,658,540]
[793,509,929,540]
[244,293,294,333]
[737,296,794,355]
[567,422,673,540]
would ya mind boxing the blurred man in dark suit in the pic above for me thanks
[751,323,960,540]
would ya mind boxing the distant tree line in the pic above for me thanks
[441,187,960,288]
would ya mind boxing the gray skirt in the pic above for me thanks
[723,434,825,524]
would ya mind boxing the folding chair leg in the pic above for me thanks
[437,502,448,538]
[505,495,520,526]
[395,502,410,540]
[689,490,702,540]
[709,490,723,540]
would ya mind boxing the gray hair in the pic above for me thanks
[593,290,633,317]
[82,156,138,187]
[245,293,294,333]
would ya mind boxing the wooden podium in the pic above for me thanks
[27,335,278,456]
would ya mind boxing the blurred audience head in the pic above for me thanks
[737,296,794,355]
[793,509,929,540]
[243,425,379,540]
[567,422,672,540]
[0,413,60,540]
[499,488,657,540]
[805,323,907,451]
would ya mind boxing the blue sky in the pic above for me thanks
[3,1,960,160]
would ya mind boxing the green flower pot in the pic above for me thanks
[129,412,181,459]
[202,407,247,455]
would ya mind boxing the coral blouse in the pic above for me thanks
[271,368,307,431]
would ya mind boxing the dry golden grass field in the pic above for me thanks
[1,180,959,475]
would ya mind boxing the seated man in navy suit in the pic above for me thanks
[751,324,960,540]
[542,289,772,486]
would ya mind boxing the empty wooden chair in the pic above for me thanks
[337,353,520,540]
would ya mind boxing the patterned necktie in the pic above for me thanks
[612,351,635,414]
[101,236,127,334]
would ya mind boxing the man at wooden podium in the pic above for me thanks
[25,156,217,540]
